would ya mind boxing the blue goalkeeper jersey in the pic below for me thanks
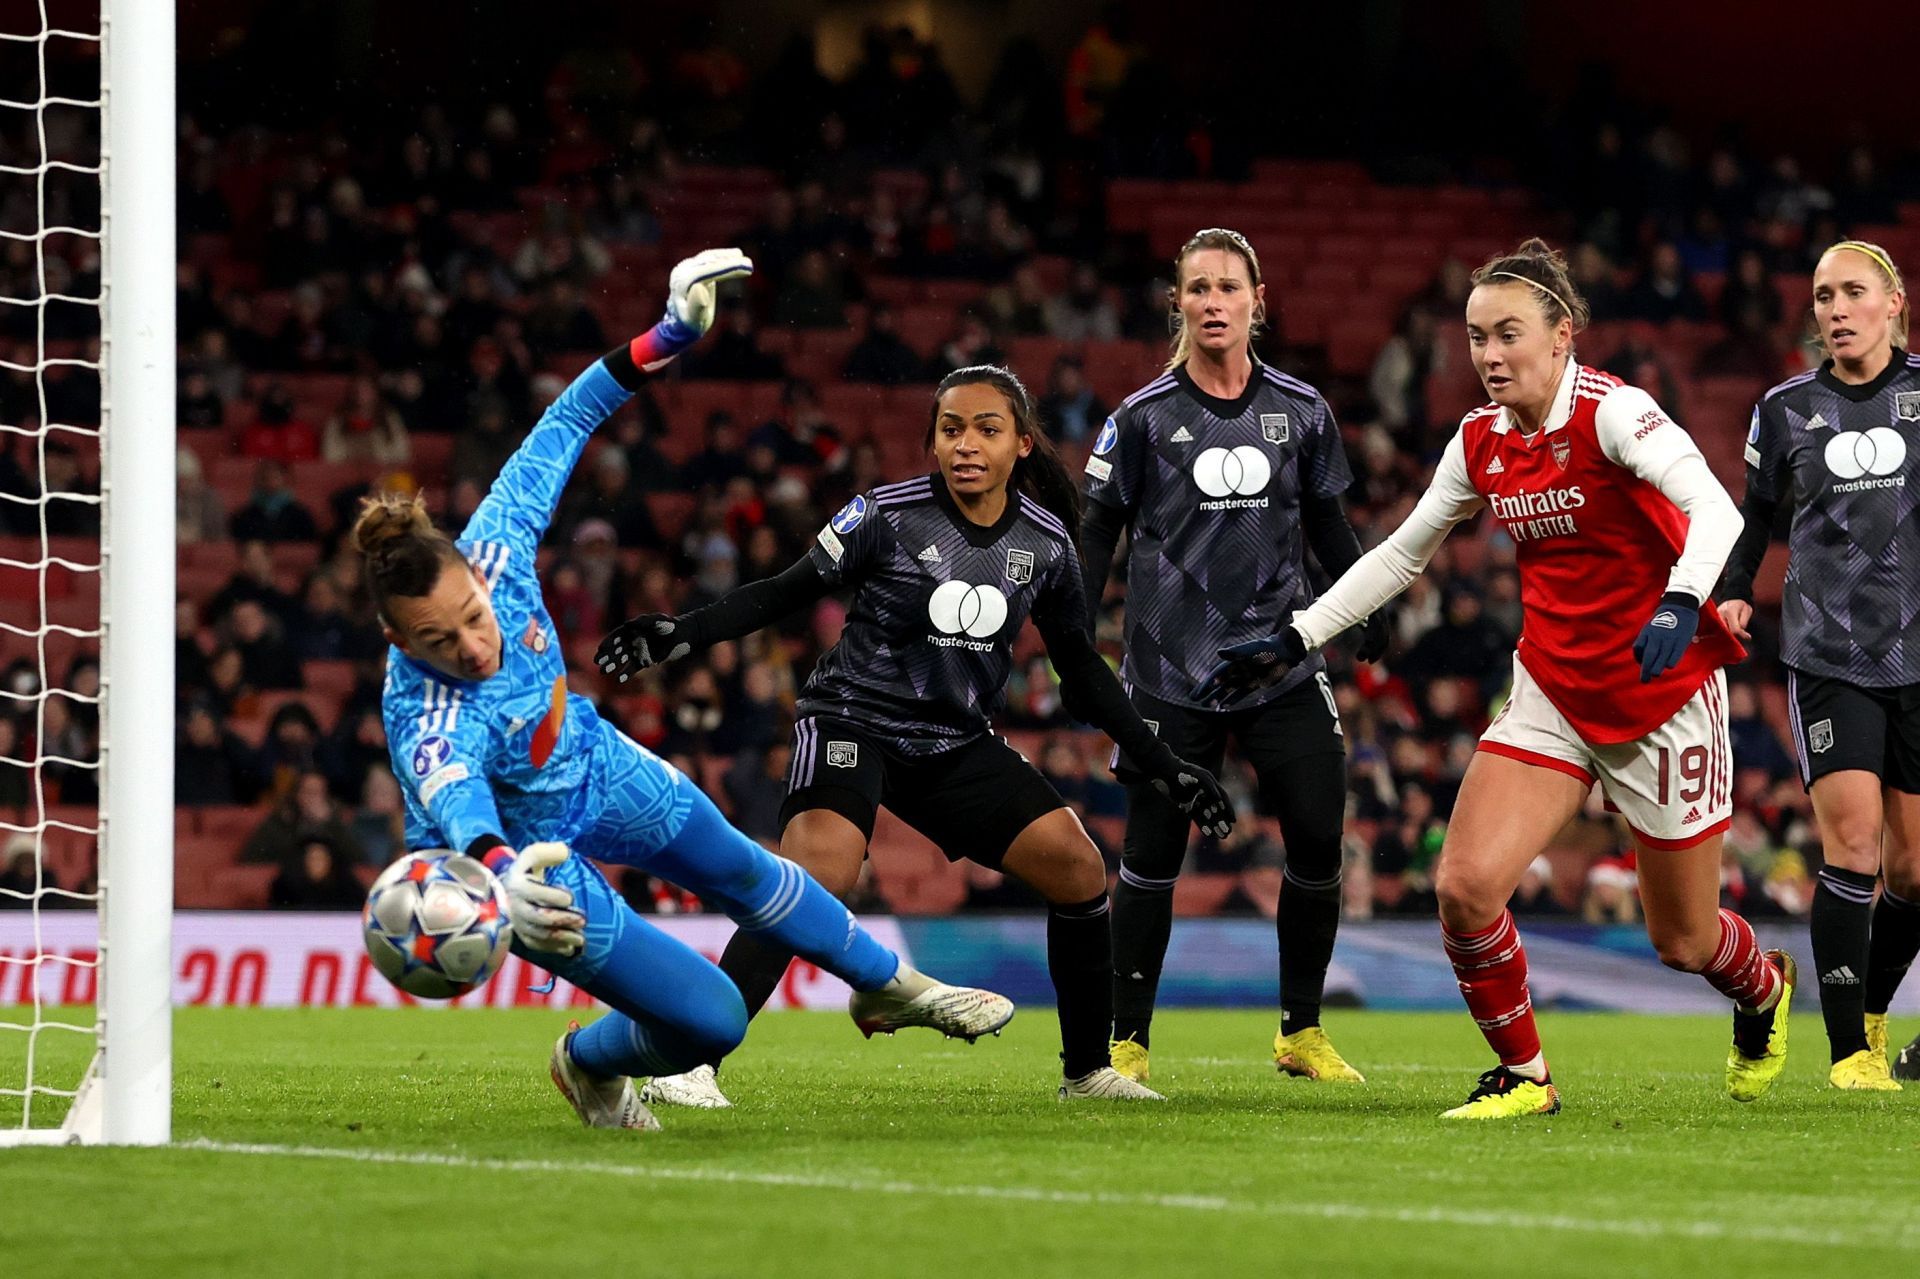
[382,360,633,854]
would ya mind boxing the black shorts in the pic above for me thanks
[1789,669,1920,792]
[779,717,1066,869]
[1110,674,1346,805]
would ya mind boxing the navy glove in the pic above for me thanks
[1192,625,1309,708]
[1353,611,1390,664]
[1150,757,1235,839]
[1633,592,1699,683]
[595,613,696,682]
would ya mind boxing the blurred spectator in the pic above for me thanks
[1583,851,1640,923]
[257,701,325,796]
[321,377,411,466]
[0,836,39,906]
[177,366,225,428]
[450,394,519,491]
[241,770,365,868]
[1036,355,1108,444]
[0,718,28,809]
[1625,242,1709,324]
[227,599,304,690]
[685,301,784,380]
[1400,589,1509,687]
[350,771,407,869]
[724,744,792,846]
[229,460,321,543]
[210,539,298,629]
[176,446,228,544]
[1369,307,1443,434]
[524,277,608,359]
[681,411,750,492]
[269,837,365,910]
[175,699,262,806]
[1045,263,1121,341]
[842,304,924,385]
[751,379,843,470]
[772,249,851,330]
[240,382,321,462]
[1727,682,1794,781]
[1510,856,1569,915]
[556,447,664,550]
[40,444,100,537]
[926,312,1006,381]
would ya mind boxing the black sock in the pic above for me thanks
[1278,864,1342,1036]
[711,929,794,1064]
[1813,866,1877,1061]
[1050,892,1114,1079]
[1110,869,1175,1049]
[1866,884,1920,1017]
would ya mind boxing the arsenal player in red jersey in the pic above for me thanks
[1196,239,1795,1118]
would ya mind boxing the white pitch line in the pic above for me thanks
[178,1139,1899,1249]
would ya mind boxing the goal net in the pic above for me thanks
[0,0,173,1146]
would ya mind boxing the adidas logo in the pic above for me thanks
[917,544,942,564]
[1821,965,1861,986]
[1486,455,1505,474]
[1808,413,1828,431]
[1171,425,1194,443]
[1681,807,1702,824]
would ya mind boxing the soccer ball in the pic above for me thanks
[362,851,513,999]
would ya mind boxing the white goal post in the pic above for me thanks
[0,0,173,1147]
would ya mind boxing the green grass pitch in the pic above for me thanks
[2,1006,1914,1277]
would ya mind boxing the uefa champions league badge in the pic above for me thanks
[412,734,453,778]
[831,495,868,534]
[1094,417,1118,455]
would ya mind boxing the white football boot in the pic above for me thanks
[848,963,1015,1041]
[640,1063,732,1109]
[550,1025,660,1130]
[1059,1066,1166,1101]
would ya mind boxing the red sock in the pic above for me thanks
[1701,908,1782,1011]
[1442,910,1542,1069]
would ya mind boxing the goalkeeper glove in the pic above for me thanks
[498,842,585,956]
[1352,611,1390,663]
[1192,625,1310,708]
[594,612,696,683]
[636,247,753,363]
[1633,592,1699,683]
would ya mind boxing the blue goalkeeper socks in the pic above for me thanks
[652,789,899,991]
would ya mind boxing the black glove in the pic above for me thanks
[1192,626,1309,708]
[1150,757,1235,839]
[1632,592,1699,683]
[595,613,696,682]
[1353,611,1390,664]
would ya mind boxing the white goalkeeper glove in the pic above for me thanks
[500,841,585,956]
[653,247,753,354]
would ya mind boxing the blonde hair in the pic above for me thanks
[1815,239,1909,352]
[1470,237,1590,333]
[350,491,462,621]
[1165,227,1266,370]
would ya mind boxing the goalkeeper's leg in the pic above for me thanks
[531,858,749,1129]
[648,789,1014,1041]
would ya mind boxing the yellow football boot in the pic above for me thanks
[1866,1012,1889,1067]
[1829,1048,1902,1091]
[1727,950,1794,1102]
[1109,1037,1151,1083]
[1439,1066,1559,1120]
[1274,1025,1366,1083]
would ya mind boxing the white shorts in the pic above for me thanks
[1479,657,1731,849]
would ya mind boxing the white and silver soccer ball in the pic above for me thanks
[362,851,513,999]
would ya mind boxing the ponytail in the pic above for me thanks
[351,491,464,622]
[926,364,1082,541]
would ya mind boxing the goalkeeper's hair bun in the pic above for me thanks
[351,491,463,620]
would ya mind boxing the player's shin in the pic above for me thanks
[1051,892,1117,1080]
[1702,907,1785,1011]
[1866,885,1920,1018]
[1442,910,1546,1078]
[1811,866,1876,1060]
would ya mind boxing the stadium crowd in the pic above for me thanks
[6,13,1920,921]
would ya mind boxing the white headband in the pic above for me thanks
[1491,271,1575,322]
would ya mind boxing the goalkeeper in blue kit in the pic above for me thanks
[363,251,1012,1130]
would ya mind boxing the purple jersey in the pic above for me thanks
[801,473,1086,756]
[1745,352,1920,687]
[1084,360,1353,709]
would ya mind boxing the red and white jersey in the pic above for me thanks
[1294,362,1745,744]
